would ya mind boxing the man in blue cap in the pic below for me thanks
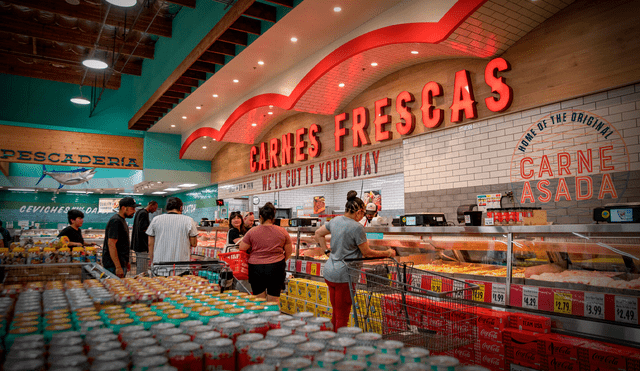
[102,197,139,277]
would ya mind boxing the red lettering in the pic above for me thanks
[364,152,371,174]
[577,149,592,174]
[341,158,348,178]
[538,155,553,177]
[484,57,513,112]
[258,142,269,171]
[309,164,314,184]
[269,138,280,168]
[334,112,349,151]
[576,176,593,200]
[396,91,415,135]
[309,124,321,158]
[325,161,332,182]
[282,133,294,165]
[557,152,571,175]
[372,150,380,173]
[521,181,535,203]
[599,145,614,171]
[295,127,307,162]
[374,98,392,142]
[353,155,362,177]
[537,179,552,202]
[421,81,444,128]
[319,162,324,182]
[598,173,618,199]
[352,107,370,147]
[555,178,572,201]
[250,146,258,173]
[450,69,477,122]
[520,157,534,179]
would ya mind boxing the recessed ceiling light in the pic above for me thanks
[371,62,378,66]
[213,94,218,98]
[182,116,187,119]
[70,96,90,105]
[269,105,273,109]
[334,6,342,12]
[157,181,162,184]
[233,79,239,83]
[164,188,180,191]
[268,112,273,115]
[196,106,202,110]
[338,83,345,88]
[8,188,36,192]
[202,146,207,149]
[171,124,176,127]
[213,138,216,141]
[411,51,419,54]
[258,61,264,65]
[105,0,136,7]
[251,123,257,127]
[82,59,108,69]
[152,191,167,195]
[290,37,298,43]
[178,184,198,187]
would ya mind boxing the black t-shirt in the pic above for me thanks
[0,227,11,247]
[58,226,84,245]
[102,214,130,269]
[131,208,150,252]
[227,227,243,245]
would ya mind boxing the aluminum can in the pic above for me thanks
[203,338,235,371]
[314,351,345,368]
[367,354,400,370]
[336,326,363,339]
[399,347,429,364]
[345,346,375,362]
[428,356,459,371]
[279,357,312,371]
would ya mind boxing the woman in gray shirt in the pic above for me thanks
[315,190,395,330]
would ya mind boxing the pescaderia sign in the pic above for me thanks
[0,150,140,168]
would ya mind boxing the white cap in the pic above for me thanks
[365,203,378,213]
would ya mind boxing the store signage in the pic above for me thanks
[19,205,99,214]
[510,109,630,204]
[0,150,140,168]
[250,57,513,173]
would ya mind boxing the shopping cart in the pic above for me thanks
[0,263,117,284]
[150,260,238,292]
[131,251,150,277]
[346,257,478,353]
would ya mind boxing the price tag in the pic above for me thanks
[615,296,638,324]
[584,292,604,320]
[319,264,324,277]
[411,274,422,290]
[554,292,572,314]
[300,262,307,274]
[431,278,442,293]
[522,286,539,310]
[492,283,506,305]
[472,283,486,302]
[310,263,317,276]
[452,281,465,299]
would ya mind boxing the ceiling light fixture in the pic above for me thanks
[105,0,136,7]
[171,125,176,127]
[178,184,198,187]
[258,61,264,65]
[202,146,207,149]
[118,192,143,196]
[411,51,419,54]
[164,188,181,191]
[251,123,257,127]
[371,62,378,66]
[196,106,202,110]
[334,6,342,12]
[268,112,273,115]
[68,190,94,194]
[269,105,273,109]
[213,94,218,98]
[339,83,345,87]
[70,86,90,105]
[82,58,108,69]
[152,191,167,195]
[182,116,187,119]
[8,188,36,192]
[290,37,298,42]
[233,79,239,83]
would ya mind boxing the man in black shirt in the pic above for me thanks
[58,209,95,247]
[102,197,139,278]
[0,221,12,248]
[131,201,158,253]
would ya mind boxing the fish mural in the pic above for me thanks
[35,165,96,189]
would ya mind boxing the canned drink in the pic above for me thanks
[236,313,259,322]
[241,364,276,371]
[247,340,278,364]
[368,354,400,370]
[279,357,312,371]
[309,331,337,345]
[81,320,105,335]
[314,351,345,368]
[49,344,85,365]
[399,347,429,363]
[132,355,169,371]
[295,341,325,361]
[4,359,46,371]
[268,314,293,329]
[6,349,45,363]
[128,337,159,355]
[218,321,245,343]
[398,363,430,371]
[457,367,490,371]
[151,323,177,338]
[263,347,295,366]
[336,326,363,339]
[243,318,270,336]
[326,337,357,354]
[281,320,306,334]
[354,332,382,347]
[236,333,265,371]
[50,334,83,348]
[298,324,321,339]
[258,311,280,321]
[49,354,90,369]
[123,330,153,348]
[376,340,404,355]
[94,349,130,365]
[428,356,459,371]
[88,341,122,362]
[161,334,191,350]
[168,341,203,371]
[203,338,235,371]
[307,317,332,332]
[158,327,183,340]
[179,320,204,333]
[133,345,167,360]
[90,359,129,371]
[292,312,315,324]
[194,331,222,345]
[147,366,178,371]
[266,328,292,341]
[334,360,367,371]
[346,346,375,362]
[209,316,232,330]
[281,334,308,349]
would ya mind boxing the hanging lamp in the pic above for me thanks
[70,86,90,105]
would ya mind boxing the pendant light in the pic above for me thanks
[71,86,90,105]
[105,0,137,7]
[82,58,108,69]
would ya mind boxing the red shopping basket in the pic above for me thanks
[218,251,249,280]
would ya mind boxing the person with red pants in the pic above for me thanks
[315,190,396,330]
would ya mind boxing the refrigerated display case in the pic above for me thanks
[19,228,106,246]
[283,224,640,346]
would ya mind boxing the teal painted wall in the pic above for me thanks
[165,184,222,222]
[144,132,210,172]
[0,190,162,230]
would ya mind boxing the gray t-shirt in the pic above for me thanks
[323,216,367,283]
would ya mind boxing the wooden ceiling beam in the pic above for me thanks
[219,29,249,46]
[175,76,200,87]
[230,16,262,36]
[208,41,236,56]
[0,15,155,59]
[147,107,168,115]
[262,0,294,7]
[153,102,174,109]
[158,96,181,104]
[190,61,218,73]
[182,69,208,80]
[129,0,258,130]
[2,0,172,38]
[163,91,186,99]
[164,0,196,8]
[167,84,193,94]
[198,52,225,65]
[243,2,277,23]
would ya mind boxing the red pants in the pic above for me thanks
[325,279,353,330]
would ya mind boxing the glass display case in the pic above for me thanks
[284,224,640,345]
[18,228,105,245]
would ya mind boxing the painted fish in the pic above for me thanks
[36,165,96,189]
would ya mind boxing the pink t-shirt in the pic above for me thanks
[242,224,291,264]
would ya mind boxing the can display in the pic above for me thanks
[194,330,222,345]
[240,364,276,371]
[336,327,363,339]
[4,359,46,371]
[314,351,345,368]
[295,341,325,360]
[217,321,245,343]
[132,355,169,371]
[133,345,167,360]
[203,338,235,371]
[267,314,292,329]
[247,340,278,364]
[428,356,459,371]
[263,347,295,365]
[243,318,270,336]
[161,334,191,350]
[354,332,382,347]
[298,324,321,339]
[376,340,404,355]
[345,346,376,362]
[399,347,429,363]
[398,363,430,371]
[236,333,265,371]
[307,317,332,332]
[150,323,176,338]
[334,360,367,371]
[266,328,291,341]
[292,312,315,323]
[309,331,337,345]
[326,337,357,354]
[90,359,129,371]
[280,334,308,349]
[168,341,203,371]
[367,354,400,370]
[94,349,130,365]
[279,357,312,371]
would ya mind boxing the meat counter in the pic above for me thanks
[284,224,640,345]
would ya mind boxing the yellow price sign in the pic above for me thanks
[431,278,442,293]
[310,263,318,276]
[472,284,485,302]
[554,292,572,314]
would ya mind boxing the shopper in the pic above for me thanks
[131,200,158,253]
[241,211,255,234]
[146,197,198,265]
[226,212,244,248]
[0,220,12,248]
[239,202,292,302]
[58,209,95,247]
[359,202,379,227]
[315,190,396,330]
[102,197,139,278]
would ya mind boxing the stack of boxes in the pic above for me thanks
[504,312,550,371]
[279,278,331,319]
[538,334,585,371]
[475,307,511,370]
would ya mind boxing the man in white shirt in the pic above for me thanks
[146,197,198,270]
[359,203,378,227]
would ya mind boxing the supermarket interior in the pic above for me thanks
[1,0,640,370]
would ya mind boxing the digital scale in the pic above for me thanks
[400,213,447,226]
[593,203,640,223]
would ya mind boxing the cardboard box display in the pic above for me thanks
[503,329,543,369]
[479,326,502,342]
[509,312,551,333]
[478,339,505,355]
[537,333,586,360]
[316,305,333,319]
[577,341,628,371]
[305,301,317,316]
[295,298,305,314]
[297,279,307,299]
[288,279,297,297]
[480,353,505,371]
[546,357,579,371]
[287,296,296,314]
[279,294,290,314]
[477,307,511,331]
[306,284,317,303]
[317,284,329,306]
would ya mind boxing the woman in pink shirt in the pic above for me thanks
[239,202,293,302]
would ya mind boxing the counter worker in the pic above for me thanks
[224,212,244,253]
[315,190,396,330]
[131,201,158,253]
[359,203,378,227]
[102,197,139,278]
[58,209,95,247]
[146,197,198,271]
[0,220,12,248]
[241,211,255,234]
